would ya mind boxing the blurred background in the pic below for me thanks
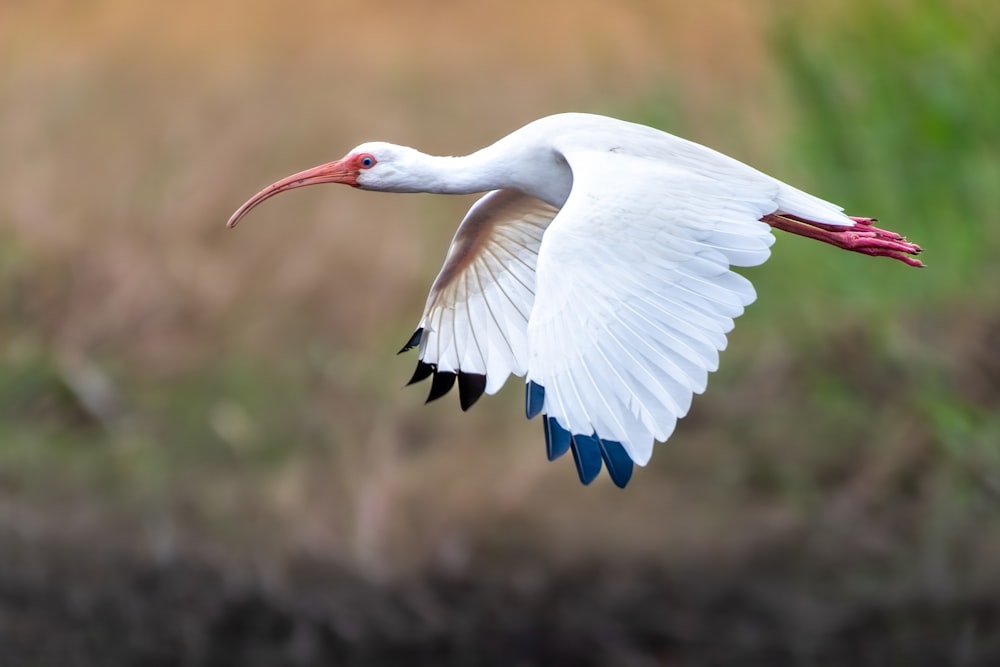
[2,0,999,664]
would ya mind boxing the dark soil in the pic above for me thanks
[2,531,999,667]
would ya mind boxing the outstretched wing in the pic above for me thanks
[525,148,780,485]
[402,188,559,410]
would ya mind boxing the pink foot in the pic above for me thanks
[762,214,924,267]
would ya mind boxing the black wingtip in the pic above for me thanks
[458,372,487,411]
[406,360,434,386]
[398,328,424,355]
[525,381,545,420]
[426,371,456,403]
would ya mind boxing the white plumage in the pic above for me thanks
[228,113,922,488]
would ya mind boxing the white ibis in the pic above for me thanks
[228,113,922,488]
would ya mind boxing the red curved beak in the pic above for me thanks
[227,158,358,228]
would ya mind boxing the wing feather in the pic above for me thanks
[409,189,559,398]
[527,149,779,469]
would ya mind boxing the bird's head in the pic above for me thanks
[226,142,422,228]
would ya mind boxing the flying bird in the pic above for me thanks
[228,113,922,488]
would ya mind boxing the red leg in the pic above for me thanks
[762,214,924,267]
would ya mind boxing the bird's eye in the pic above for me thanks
[359,154,376,169]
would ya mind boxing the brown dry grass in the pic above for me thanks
[1,0,770,367]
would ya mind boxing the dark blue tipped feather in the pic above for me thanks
[525,381,545,420]
[598,438,633,488]
[570,434,603,485]
[543,416,572,461]
[398,328,423,354]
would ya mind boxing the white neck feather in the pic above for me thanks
[370,136,572,207]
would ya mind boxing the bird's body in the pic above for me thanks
[229,113,922,488]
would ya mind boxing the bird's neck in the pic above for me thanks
[413,148,516,195]
[401,141,571,207]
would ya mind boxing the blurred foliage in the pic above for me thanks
[770,0,1000,302]
[764,0,1000,508]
